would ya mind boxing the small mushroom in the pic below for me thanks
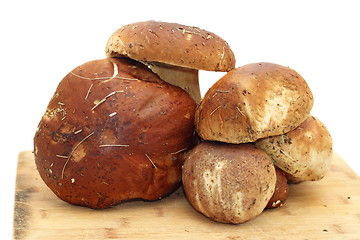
[266,167,289,209]
[195,62,314,143]
[34,58,197,209]
[182,142,276,224]
[255,115,333,182]
[106,20,236,103]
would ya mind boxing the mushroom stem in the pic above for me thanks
[148,63,201,104]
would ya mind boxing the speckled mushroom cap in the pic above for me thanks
[195,62,314,143]
[105,20,235,71]
[255,115,333,181]
[34,58,197,209]
[182,142,276,224]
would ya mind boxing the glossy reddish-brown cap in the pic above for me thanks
[34,57,197,209]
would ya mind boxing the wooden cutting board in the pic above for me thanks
[13,151,360,240]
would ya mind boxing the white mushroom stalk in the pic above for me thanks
[148,62,201,104]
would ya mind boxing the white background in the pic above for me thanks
[1,0,359,239]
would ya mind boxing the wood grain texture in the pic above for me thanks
[13,151,360,240]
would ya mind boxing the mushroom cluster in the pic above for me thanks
[183,62,333,223]
[34,20,333,224]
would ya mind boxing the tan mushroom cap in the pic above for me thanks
[195,62,314,143]
[255,115,333,181]
[182,142,276,224]
[106,20,235,71]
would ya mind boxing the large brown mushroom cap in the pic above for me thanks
[182,142,276,224]
[195,62,314,143]
[34,58,197,209]
[255,115,333,181]
[106,20,235,72]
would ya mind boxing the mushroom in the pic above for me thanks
[34,57,197,209]
[105,20,236,103]
[265,167,289,209]
[182,142,276,224]
[195,62,314,143]
[255,115,333,182]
